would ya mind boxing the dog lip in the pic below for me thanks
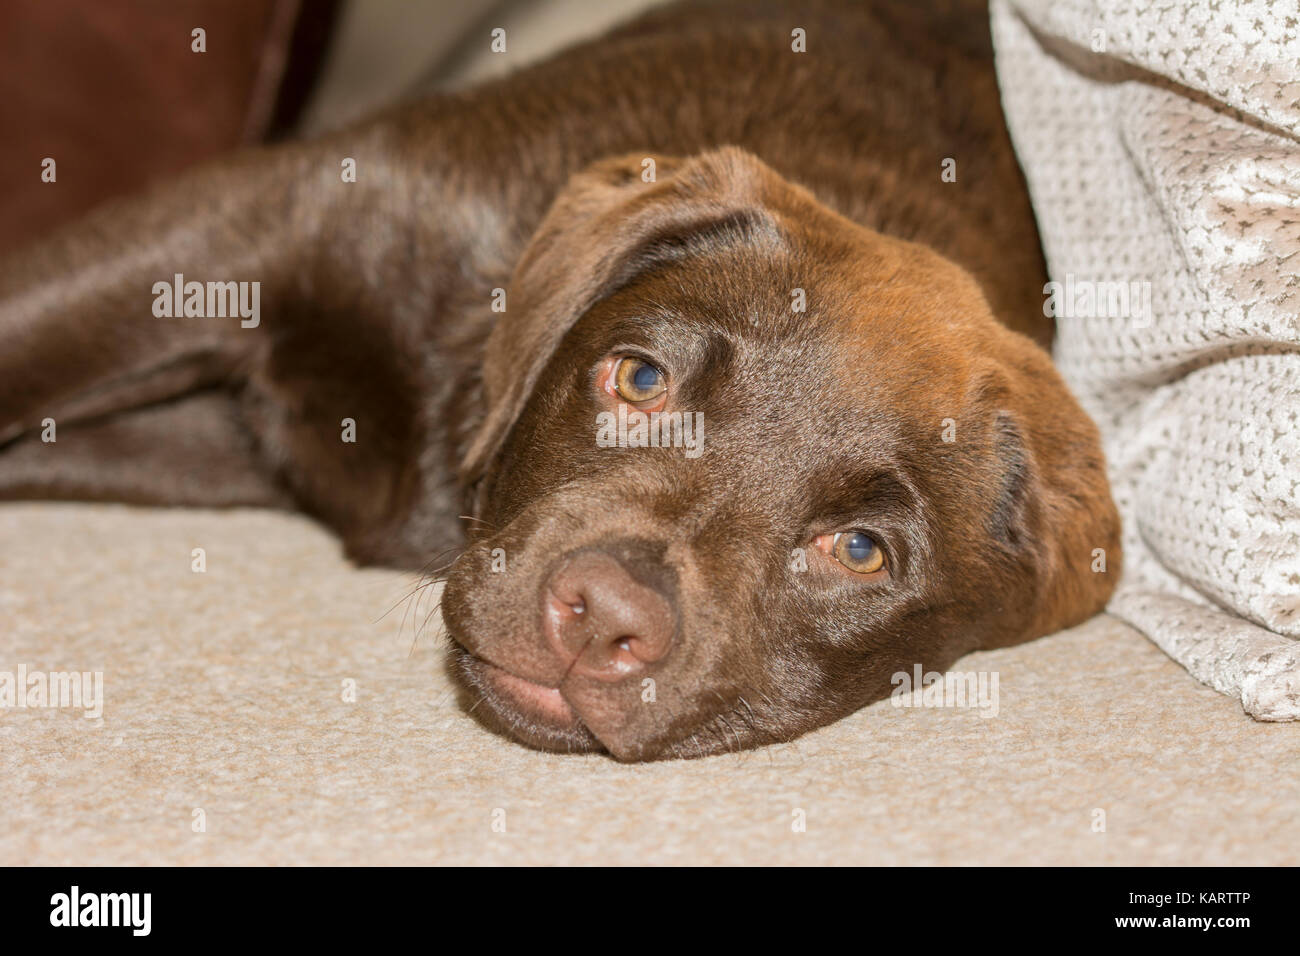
[459,651,580,726]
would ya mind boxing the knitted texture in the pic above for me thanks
[990,0,1300,718]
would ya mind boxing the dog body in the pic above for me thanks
[0,0,1120,759]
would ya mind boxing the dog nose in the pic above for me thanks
[544,550,676,681]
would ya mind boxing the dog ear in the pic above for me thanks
[459,146,782,489]
[979,363,1123,646]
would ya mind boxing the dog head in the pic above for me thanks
[441,147,1120,760]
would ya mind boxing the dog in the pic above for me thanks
[0,0,1120,760]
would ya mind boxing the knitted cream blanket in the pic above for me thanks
[991,0,1300,718]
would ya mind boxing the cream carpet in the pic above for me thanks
[1,503,1295,865]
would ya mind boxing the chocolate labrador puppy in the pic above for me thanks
[0,0,1120,759]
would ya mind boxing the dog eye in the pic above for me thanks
[832,532,885,574]
[612,357,667,403]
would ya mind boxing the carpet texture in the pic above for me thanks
[1,503,1295,865]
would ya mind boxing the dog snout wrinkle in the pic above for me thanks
[544,549,677,682]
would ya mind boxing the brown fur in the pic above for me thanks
[0,0,1119,760]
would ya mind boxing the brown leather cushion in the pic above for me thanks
[0,0,336,253]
